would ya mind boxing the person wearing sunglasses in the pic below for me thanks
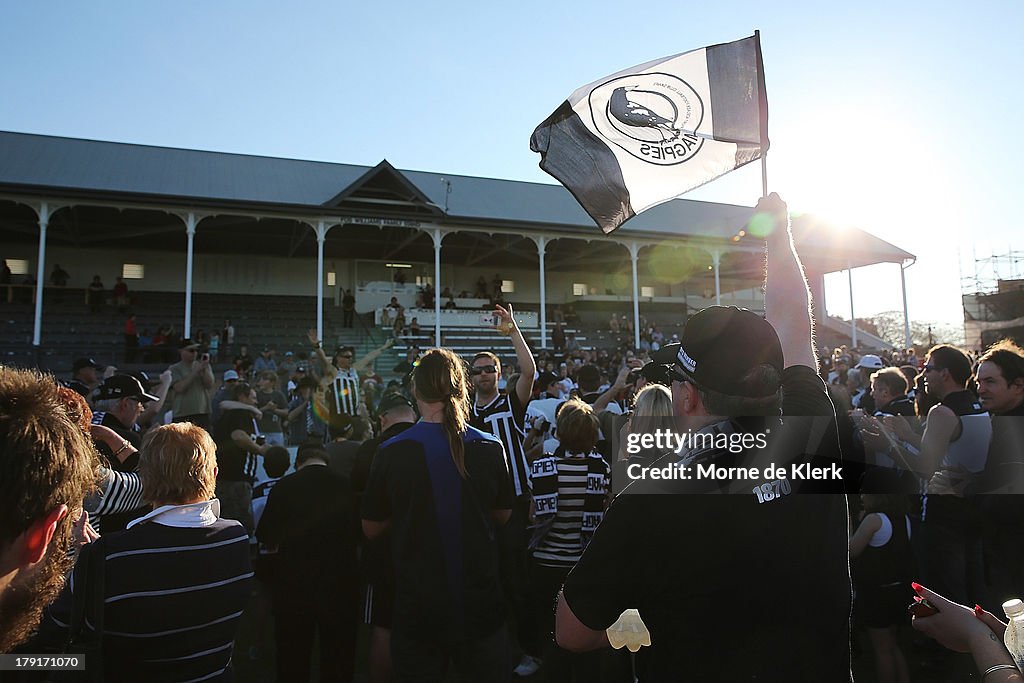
[555,194,854,682]
[308,329,393,421]
[467,303,538,676]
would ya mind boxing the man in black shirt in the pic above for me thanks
[973,339,1024,610]
[90,374,160,531]
[351,392,417,682]
[257,442,360,683]
[91,374,159,449]
[555,194,852,682]
[214,381,269,533]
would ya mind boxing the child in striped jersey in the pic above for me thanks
[526,399,609,680]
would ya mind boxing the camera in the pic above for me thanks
[201,353,210,362]
[254,435,266,446]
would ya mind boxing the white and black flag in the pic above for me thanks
[530,34,768,233]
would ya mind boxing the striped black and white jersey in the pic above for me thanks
[330,367,361,416]
[86,468,146,533]
[471,391,531,497]
[531,452,609,567]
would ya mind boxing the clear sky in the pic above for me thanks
[2,1,1021,332]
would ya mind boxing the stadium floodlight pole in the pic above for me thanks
[629,242,641,350]
[315,220,329,344]
[183,212,197,339]
[534,236,548,349]
[31,202,51,351]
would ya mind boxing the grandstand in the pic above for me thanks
[1,130,914,377]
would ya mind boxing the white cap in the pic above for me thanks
[855,354,885,370]
[1004,598,1024,618]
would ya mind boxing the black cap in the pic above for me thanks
[72,357,101,372]
[377,393,414,416]
[536,371,561,391]
[639,361,671,387]
[95,374,160,403]
[651,306,784,398]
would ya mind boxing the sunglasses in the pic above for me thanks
[470,365,498,376]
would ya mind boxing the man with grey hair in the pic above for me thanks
[91,374,160,449]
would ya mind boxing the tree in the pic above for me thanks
[869,311,964,348]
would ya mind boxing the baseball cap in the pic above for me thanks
[327,413,354,440]
[651,306,784,398]
[536,371,561,392]
[639,361,671,387]
[179,338,200,350]
[377,393,414,416]
[72,357,101,372]
[855,354,885,370]
[95,374,160,403]
[223,369,240,382]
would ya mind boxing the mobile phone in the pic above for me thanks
[908,598,939,617]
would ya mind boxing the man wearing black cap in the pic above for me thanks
[90,374,161,531]
[556,195,852,682]
[169,338,215,430]
[66,357,102,399]
[349,392,417,682]
[256,441,359,682]
[91,374,160,450]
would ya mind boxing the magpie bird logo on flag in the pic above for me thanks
[531,34,768,234]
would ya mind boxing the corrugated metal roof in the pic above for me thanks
[0,130,913,266]
[0,131,367,206]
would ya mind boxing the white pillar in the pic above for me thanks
[900,262,912,349]
[712,250,722,306]
[315,221,329,343]
[629,242,641,350]
[183,213,197,338]
[535,236,548,348]
[847,261,857,348]
[432,228,444,345]
[31,202,51,347]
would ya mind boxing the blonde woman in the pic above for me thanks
[613,383,677,470]
[362,348,513,681]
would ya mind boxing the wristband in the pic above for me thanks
[114,440,132,456]
[982,664,1018,680]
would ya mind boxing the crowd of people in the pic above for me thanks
[3,194,1024,683]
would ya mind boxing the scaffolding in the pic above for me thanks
[962,249,1024,349]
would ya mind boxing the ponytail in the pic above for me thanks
[443,394,468,478]
[413,348,471,478]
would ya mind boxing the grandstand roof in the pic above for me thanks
[0,130,913,271]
